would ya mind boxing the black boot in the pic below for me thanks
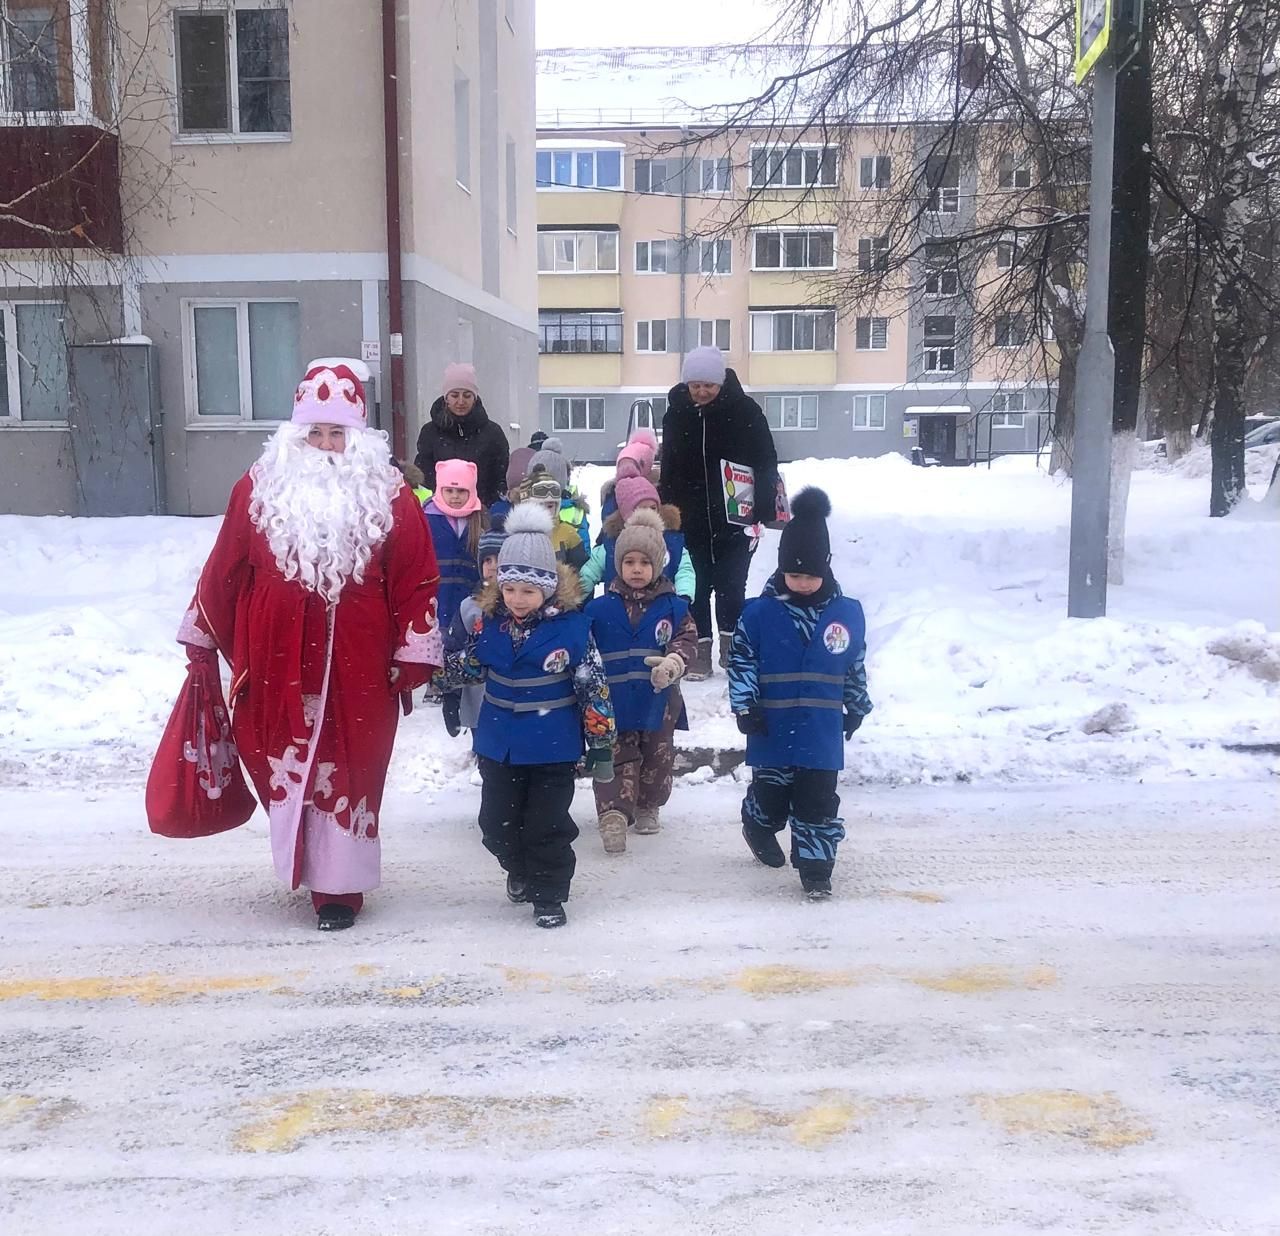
[800,875,833,900]
[506,872,529,904]
[316,903,356,931]
[742,821,786,868]
[533,901,567,928]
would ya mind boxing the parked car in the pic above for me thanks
[1244,419,1280,449]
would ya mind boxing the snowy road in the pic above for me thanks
[2,779,1278,1234]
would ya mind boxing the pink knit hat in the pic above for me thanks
[434,459,482,515]
[441,362,479,397]
[291,363,367,429]
[616,427,658,478]
[616,475,660,522]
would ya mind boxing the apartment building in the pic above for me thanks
[534,46,1054,466]
[1,1,537,516]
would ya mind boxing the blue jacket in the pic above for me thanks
[586,590,690,732]
[424,507,479,629]
[472,610,592,765]
[729,580,871,771]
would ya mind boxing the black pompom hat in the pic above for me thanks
[777,487,833,577]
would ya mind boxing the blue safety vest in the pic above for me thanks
[601,530,686,587]
[473,610,590,765]
[740,594,864,771]
[586,591,689,732]
[425,510,480,627]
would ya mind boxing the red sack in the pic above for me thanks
[146,653,258,838]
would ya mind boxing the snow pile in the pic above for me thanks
[1,454,1277,789]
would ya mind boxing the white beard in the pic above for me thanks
[248,422,402,605]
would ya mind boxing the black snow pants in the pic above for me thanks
[742,767,845,880]
[687,529,753,640]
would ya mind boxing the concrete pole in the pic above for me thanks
[1068,55,1117,618]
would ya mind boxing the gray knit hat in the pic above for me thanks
[527,437,570,489]
[614,508,668,576]
[497,502,559,598]
[681,345,726,385]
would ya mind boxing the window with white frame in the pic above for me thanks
[634,320,668,353]
[854,316,889,350]
[853,393,887,430]
[857,234,890,273]
[551,395,605,432]
[752,229,836,270]
[632,395,666,430]
[922,315,956,373]
[535,146,622,189]
[994,313,1031,348]
[765,394,819,430]
[1,0,69,110]
[0,302,70,421]
[925,154,960,213]
[699,238,731,274]
[923,238,960,295]
[859,155,891,189]
[634,157,685,194]
[174,7,291,135]
[699,318,730,350]
[537,229,619,273]
[700,156,730,192]
[635,238,680,273]
[750,144,838,188]
[187,299,301,421]
[538,311,622,354]
[997,152,1032,190]
[996,232,1033,269]
[750,309,836,352]
[990,390,1027,427]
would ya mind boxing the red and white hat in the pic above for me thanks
[291,363,367,430]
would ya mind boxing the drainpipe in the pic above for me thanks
[677,125,689,374]
[381,0,407,460]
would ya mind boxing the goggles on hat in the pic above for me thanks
[529,478,562,501]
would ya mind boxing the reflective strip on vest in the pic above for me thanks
[487,669,571,689]
[600,647,662,663]
[605,670,654,686]
[760,672,845,685]
[483,691,576,713]
[761,697,844,710]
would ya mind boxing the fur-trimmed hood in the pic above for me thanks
[476,563,584,619]
[602,502,681,541]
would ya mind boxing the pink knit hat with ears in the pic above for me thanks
[441,362,478,397]
[616,427,658,478]
[615,475,660,522]
[291,363,368,429]
[434,459,482,515]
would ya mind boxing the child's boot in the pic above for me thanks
[633,805,661,835]
[505,872,528,904]
[797,859,835,900]
[533,901,567,928]
[742,820,786,868]
[598,809,628,854]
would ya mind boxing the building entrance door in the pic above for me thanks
[918,414,958,465]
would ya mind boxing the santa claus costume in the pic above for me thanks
[176,363,441,929]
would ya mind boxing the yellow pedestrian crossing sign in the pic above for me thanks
[1076,0,1112,82]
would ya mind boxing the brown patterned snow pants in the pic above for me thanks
[593,692,682,823]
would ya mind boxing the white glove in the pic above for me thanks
[644,653,685,690]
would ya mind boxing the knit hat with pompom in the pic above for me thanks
[614,508,668,577]
[527,436,570,489]
[497,502,559,598]
[616,426,658,478]
[777,487,832,577]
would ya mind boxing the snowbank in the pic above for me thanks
[1,454,1276,789]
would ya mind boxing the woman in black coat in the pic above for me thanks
[413,362,511,507]
[659,346,779,679]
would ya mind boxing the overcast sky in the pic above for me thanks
[535,0,780,48]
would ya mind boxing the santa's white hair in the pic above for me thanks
[248,421,403,605]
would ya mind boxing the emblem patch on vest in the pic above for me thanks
[823,622,851,654]
[654,618,673,646]
[542,648,570,674]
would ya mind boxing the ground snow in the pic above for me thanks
[0,453,1276,790]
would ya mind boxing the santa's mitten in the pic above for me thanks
[391,660,434,694]
[184,643,218,666]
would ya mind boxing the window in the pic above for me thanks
[631,396,666,430]
[765,395,819,430]
[635,239,677,273]
[990,390,1027,427]
[2,0,72,110]
[535,147,622,189]
[926,155,960,213]
[634,157,685,194]
[855,316,889,350]
[536,229,619,273]
[752,229,836,270]
[994,313,1031,348]
[750,310,837,352]
[699,238,731,274]
[175,7,291,135]
[635,319,668,353]
[538,311,622,354]
[698,318,731,350]
[857,234,890,273]
[923,239,960,295]
[996,234,1034,269]
[853,394,887,430]
[700,156,731,192]
[922,315,956,373]
[551,396,605,432]
[998,153,1032,190]
[506,137,517,234]
[1,302,70,421]
[749,145,838,188]
[187,299,301,421]
[859,155,891,190]
[454,73,470,187]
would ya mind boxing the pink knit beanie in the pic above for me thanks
[616,427,658,478]
[434,459,482,515]
[615,475,660,522]
[441,362,478,397]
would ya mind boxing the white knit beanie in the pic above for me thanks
[497,502,559,598]
[681,346,726,385]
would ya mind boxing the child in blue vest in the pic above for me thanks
[585,509,699,853]
[446,502,616,928]
[727,488,872,899]
[422,458,485,636]
[441,524,506,737]
[578,476,696,602]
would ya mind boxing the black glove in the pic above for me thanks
[735,706,767,737]
[442,693,462,738]
[843,710,863,740]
